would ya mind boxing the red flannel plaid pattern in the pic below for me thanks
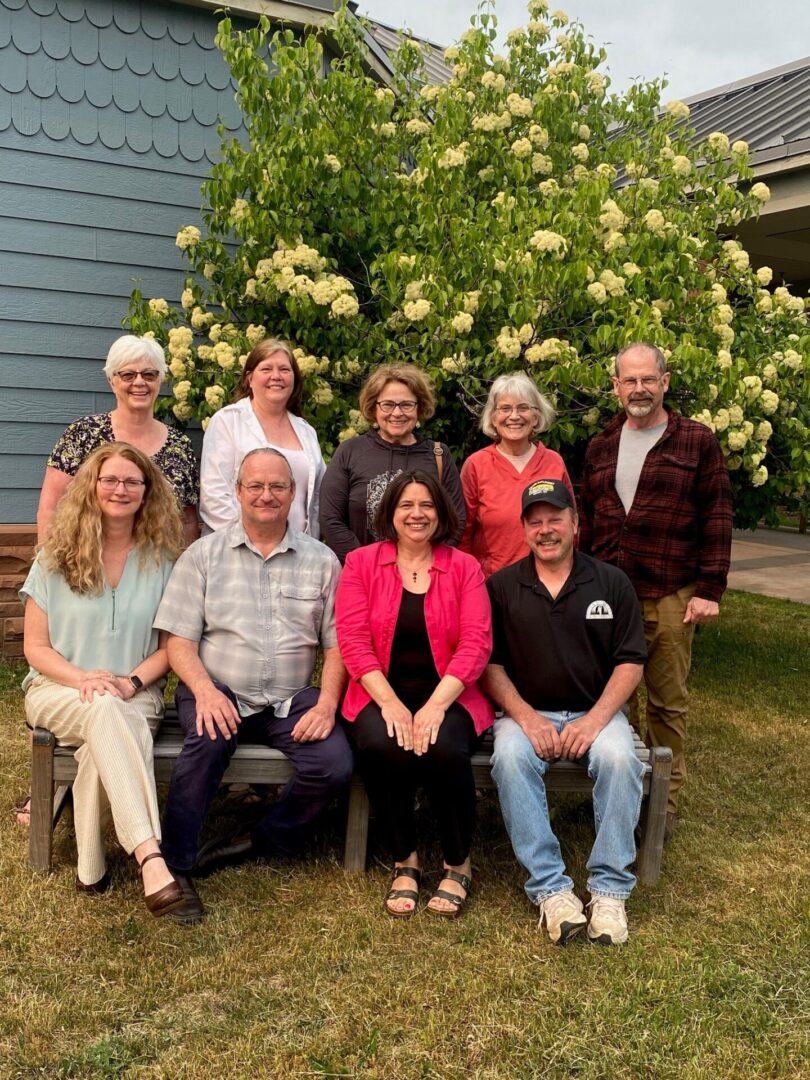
[578,409,732,602]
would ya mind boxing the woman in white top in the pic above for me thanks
[200,339,325,535]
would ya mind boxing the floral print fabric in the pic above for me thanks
[47,413,199,507]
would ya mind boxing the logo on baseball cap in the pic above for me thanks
[521,478,574,516]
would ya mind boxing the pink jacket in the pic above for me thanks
[336,541,495,735]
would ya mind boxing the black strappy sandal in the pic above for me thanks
[426,870,472,920]
[384,865,422,919]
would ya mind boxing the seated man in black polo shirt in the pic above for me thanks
[483,479,647,945]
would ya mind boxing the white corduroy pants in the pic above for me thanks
[25,676,164,885]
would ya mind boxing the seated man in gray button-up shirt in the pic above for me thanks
[154,447,352,923]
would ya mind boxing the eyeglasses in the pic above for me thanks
[376,400,418,415]
[495,404,537,417]
[98,476,146,491]
[239,482,293,497]
[115,369,161,384]
[616,376,661,389]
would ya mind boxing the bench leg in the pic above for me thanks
[637,746,672,886]
[343,776,370,873]
[30,728,56,874]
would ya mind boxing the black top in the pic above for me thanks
[487,552,647,712]
[318,430,465,563]
[387,590,438,710]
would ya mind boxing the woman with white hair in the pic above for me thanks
[36,335,199,546]
[15,335,199,828]
[459,372,573,577]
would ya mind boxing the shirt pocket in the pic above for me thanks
[279,583,323,641]
[653,453,699,506]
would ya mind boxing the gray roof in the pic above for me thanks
[681,55,810,169]
[366,19,451,86]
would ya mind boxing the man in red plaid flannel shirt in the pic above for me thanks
[579,343,732,838]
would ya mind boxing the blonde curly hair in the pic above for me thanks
[41,443,184,595]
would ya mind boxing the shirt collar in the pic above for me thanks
[516,551,594,591]
[226,520,298,558]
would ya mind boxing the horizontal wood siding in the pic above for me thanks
[0,0,244,522]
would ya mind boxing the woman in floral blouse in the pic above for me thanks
[15,336,199,828]
[36,335,199,546]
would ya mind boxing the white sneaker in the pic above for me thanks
[537,890,587,945]
[587,896,628,945]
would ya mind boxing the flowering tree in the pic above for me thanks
[128,0,810,526]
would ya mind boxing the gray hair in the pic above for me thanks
[480,372,556,440]
[614,342,668,378]
[236,447,295,488]
[104,335,167,380]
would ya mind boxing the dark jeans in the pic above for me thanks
[161,681,353,871]
[346,702,480,866]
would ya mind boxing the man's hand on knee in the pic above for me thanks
[291,701,336,742]
[194,685,241,741]
[518,710,562,761]
[559,713,602,760]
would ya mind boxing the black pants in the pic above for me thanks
[346,702,480,866]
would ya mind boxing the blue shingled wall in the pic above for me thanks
[0,0,250,521]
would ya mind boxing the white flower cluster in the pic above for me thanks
[190,306,214,330]
[441,351,468,374]
[180,288,194,310]
[230,198,249,221]
[531,153,553,174]
[644,209,667,235]
[205,385,225,409]
[438,144,468,169]
[506,92,533,117]
[481,71,507,92]
[750,182,771,203]
[323,154,342,173]
[665,100,690,120]
[571,142,589,162]
[706,131,730,155]
[406,119,431,136]
[245,324,266,346]
[472,111,512,132]
[496,326,522,358]
[148,297,169,317]
[511,137,533,159]
[528,229,566,253]
[451,312,474,334]
[525,337,564,364]
[175,226,201,249]
[404,298,432,321]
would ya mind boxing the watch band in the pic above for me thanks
[129,675,144,691]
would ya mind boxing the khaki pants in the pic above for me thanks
[633,584,696,815]
[25,676,164,885]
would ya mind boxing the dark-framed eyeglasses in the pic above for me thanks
[97,476,146,491]
[376,400,418,415]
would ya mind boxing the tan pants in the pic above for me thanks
[634,584,696,815]
[25,676,164,885]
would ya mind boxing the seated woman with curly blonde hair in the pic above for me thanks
[20,443,186,917]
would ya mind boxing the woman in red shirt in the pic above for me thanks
[336,470,493,920]
[460,372,574,576]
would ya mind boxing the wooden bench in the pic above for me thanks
[29,717,671,885]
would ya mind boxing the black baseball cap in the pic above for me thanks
[521,478,574,516]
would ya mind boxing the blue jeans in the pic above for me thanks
[491,711,644,902]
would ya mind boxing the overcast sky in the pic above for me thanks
[358,0,810,100]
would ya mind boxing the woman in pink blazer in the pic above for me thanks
[336,469,493,920]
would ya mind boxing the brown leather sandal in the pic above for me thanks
[426,870,472,919]
[139,852,184,918]
[384,866,422,919]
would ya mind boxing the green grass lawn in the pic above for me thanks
[1,590,808,1079]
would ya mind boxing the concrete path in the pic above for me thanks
[729,529,810,605]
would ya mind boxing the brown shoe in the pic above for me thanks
[664,812,678,842]
[75,872,111,896]
[139,851,184,918]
